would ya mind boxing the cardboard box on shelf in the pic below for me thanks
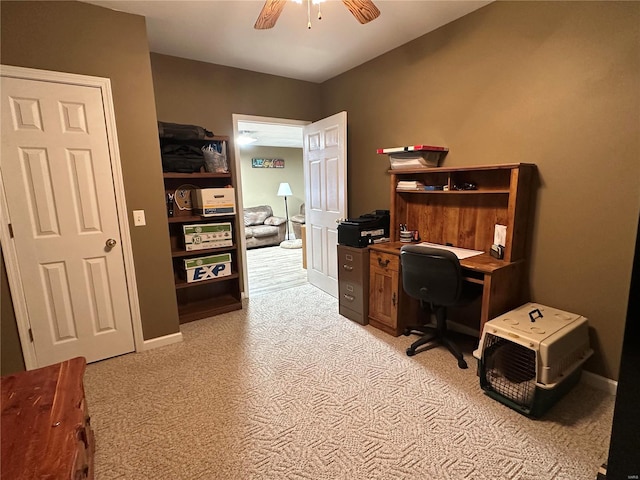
[192,188,236,216]
[183,253,232,283]
[183,222,232,251]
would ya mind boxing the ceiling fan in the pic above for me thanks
[254,0,380,30]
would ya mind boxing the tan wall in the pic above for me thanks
[0,1,180,356]
[321,1,640,379]
[150,54,322,140]
[240,146,305,223]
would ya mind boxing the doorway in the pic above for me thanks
[232,114,309,297]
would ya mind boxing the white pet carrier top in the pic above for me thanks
[475,303,593,388]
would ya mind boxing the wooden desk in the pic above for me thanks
[368,163,535,336]
[368,242,525,336]
[1,357,95,480]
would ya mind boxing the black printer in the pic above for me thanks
[338,210,390,248]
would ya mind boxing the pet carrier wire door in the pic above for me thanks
[474,303,593,418]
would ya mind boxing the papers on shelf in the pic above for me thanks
[416,242,484,260]
[378,145,449,169]
[397,180,424,190]
[377,145,449,154]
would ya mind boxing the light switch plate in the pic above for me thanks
[133,210,146,226]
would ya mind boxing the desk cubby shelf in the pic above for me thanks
[392,164,523,197]
[389,163,535,262]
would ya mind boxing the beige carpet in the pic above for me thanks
[85,284,614,479]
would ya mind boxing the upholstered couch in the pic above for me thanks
[243,205,287,249]
[291,203,305,240]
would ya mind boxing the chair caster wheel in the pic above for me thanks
[403,329,411,336]
[458,359,468,369]
[406,348,415,357]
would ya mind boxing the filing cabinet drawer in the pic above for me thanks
[340,263,362,284]
[337,245,369,325]
[339,249,365,277]
[370,251,398,273]
[339,280,364,315]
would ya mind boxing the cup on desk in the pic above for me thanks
[400,230,419,243]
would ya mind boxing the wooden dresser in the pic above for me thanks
[1,357,95,480]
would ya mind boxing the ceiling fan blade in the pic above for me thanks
[254,0,288,29]
[342,0,381,25]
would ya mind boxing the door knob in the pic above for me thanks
[106,238,117,248]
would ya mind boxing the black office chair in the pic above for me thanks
[400,245,477,369]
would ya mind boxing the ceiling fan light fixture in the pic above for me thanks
[237,131,258,146]
[255,0,378,30]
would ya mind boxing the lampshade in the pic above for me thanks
[277,182,293,196]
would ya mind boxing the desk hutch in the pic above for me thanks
[367,163,535,336]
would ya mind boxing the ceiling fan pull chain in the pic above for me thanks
[318,1,322,21]
[307,0,312,29]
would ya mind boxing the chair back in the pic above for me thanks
[400,245,462,307]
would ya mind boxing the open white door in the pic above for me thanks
[1,67,138,368]
[303,111,347,298]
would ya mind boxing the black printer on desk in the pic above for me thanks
[338,210,390,248]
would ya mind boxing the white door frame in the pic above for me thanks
[231,114,309,297]
[0,65,144,370]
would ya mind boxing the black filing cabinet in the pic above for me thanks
[337,245,369,325]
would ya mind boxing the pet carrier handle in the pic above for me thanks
[528,308,543,322]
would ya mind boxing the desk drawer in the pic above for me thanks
[370,251,398,273]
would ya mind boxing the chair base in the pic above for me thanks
[404,324,468,369]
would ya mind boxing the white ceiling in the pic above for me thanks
[84,0,491,146]
[85,0,490,83]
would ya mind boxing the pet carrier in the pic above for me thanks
[474,303,593,418]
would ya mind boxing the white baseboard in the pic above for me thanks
[140,331,183,351]
[581,370,618,395]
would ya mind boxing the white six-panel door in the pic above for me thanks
[303,112,347,298]
[1,74,135,367]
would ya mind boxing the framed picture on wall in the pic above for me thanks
[252,158,284,168]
